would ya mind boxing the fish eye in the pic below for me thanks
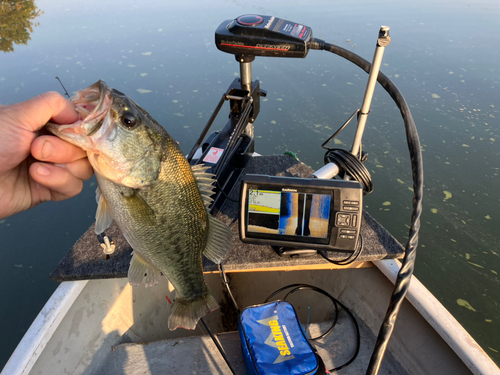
[120,112,138,129]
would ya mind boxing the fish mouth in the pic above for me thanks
[72,80,110,136]
[46,80,111,141]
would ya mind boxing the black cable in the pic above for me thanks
[199,317,238,375]
[215,180,239,203]
[308,38,424,375]
[321,109,359,150]
[327,292,360,372]
[265,284,360,372]
[324,149,373,194]
[218,263,240,312]
[319,234,363,266]
[282,286,340,342]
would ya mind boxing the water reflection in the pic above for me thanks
[0,0,42,53]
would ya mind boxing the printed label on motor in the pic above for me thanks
[203,147,224,163]
[280,23,308,39]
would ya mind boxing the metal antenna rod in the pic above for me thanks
[350,26,391,157]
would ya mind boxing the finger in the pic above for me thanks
[29,162,84,201]
[54,158,94,181]
[31,135,87,163]
[8,91,78,133]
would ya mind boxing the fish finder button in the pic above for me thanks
[237,15,264,26]
[352,214,358,227]
[336,213,350,227]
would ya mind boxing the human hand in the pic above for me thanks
[0,91,93,220]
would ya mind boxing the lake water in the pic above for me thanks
[1,0,499,369]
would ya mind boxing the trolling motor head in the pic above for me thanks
[215,15,313,90]
[215,15,313,59]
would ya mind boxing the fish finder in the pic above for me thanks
[239,174,363,252]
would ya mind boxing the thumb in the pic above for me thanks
[8,91,78,132]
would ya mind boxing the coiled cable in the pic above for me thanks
[324,148,373,194]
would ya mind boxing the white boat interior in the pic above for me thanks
[6,264,498,374]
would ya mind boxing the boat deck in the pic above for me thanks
[49,155,405,283]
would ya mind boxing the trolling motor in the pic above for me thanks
[192,14,423,375]
[187,16,316,217]
[214,16,390,259]
[187,15,388,216]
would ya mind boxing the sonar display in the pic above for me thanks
[247,189,331,238]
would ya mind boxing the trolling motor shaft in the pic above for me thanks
[237,54,255,90]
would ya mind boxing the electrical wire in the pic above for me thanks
[218,263,240,312]
[265,284,360,372]
[282,286,340,341]
[321,109,359,150]
[319,234,363,266]
[215,180,240,203]
[308,38,424,375]
[199,317,238,375]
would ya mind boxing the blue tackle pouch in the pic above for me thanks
[238,300,327,375]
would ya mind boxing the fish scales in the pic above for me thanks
[47,80,233,330]
[98,137,208,298]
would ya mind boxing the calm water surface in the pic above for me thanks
[1,0,499,368]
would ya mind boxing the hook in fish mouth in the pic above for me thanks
[45,80,111,146]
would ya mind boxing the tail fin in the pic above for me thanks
[168,289,219,331]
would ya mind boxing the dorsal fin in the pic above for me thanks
[191,164,216,207]
[203,215,234,264]
[95,187,113,234]
[191,164,233,262]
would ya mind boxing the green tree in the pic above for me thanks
[0,1,43,53]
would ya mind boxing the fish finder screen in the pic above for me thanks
[247,189,331,238]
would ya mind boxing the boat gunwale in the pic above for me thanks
[374,259,500,375]
[1,280,88,375]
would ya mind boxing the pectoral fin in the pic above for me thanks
[128,252,163,287]
[122,190,156,226]
[95,187,113,234]
[203,215,234,264]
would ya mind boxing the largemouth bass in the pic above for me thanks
[47,80,233,330]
